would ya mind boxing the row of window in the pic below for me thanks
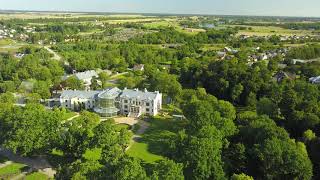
[123,99,151,107]
[123,106,153,113]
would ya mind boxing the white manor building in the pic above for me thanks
[60,87,162,117]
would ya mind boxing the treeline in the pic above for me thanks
[1,16,156,25]
[36,24,94,34]
[131,28,237,44]
[287,44,320,60]
[53,42,180,72]
[282,23,320,30]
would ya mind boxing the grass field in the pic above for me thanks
[143,21,175,29]
[127,142,164,163]
[0,39,28,53]
[127,112,186,163]
[223,25,313,36]
[0,163,27,179]
[62,111,78,121]
[106,18,165,24]
[25,172,50,180]
[0,13,106,20]
[143,20,205,35]
[201,43,227,51]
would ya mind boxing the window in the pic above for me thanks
[146,108,150,112]
[124,105,128,109]
[124,100,128,103]
[65,100,68,103]
[146,102,150,106]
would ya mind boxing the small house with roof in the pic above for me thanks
[273,71,296,83]
[309,76,320,84]
[133,64,145,71]
[74,70,99,89]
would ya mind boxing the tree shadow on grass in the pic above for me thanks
[141,130,175,156]
[46,153,74,168]
[0,155,8,163]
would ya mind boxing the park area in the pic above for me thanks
[0,155,52,180]
[126,105,186,163]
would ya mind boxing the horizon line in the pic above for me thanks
[1,9,320,19]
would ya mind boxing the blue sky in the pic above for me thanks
[1,0,320,17]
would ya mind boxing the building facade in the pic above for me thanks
[60,87,162,117]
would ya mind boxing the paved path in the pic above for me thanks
[0,161,12,168]
[113,117,138,126]
[44,46,61,61]
[44,46,70,66]
[135,120,149,135]
[62,113,80,124]
[126,120,150,151]
[0,147,56,178]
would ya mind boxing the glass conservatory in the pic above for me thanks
[94,90,119,117]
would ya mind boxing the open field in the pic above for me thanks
[202,43,227,51]
[223,25,314,36]
[0,39,28,53]
[0,12,107,20]
[106,18,168,24]
[144,20,205,35]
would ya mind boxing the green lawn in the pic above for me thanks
[83,148,102,161]
[127,141,164,163]
[127,114,187,163]
[62,111,78,121]
[25,172,50,180]
[0,163,27,179]
[0,39,15,46]
[115,124,131,131]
